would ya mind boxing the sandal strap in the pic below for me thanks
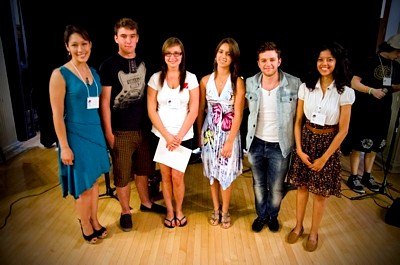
[209,210,221,225]
[221,212,230,218]
[175,216,187,227]
[211,210,220,219]
[164,217,175,228]
[94,226,107,239]
[221,212,231,228]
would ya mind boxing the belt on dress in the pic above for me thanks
[305,123,337,134]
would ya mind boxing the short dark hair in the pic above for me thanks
[114,18,138,35]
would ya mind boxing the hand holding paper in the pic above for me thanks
[153,137,192,173]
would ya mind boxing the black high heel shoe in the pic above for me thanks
[78,219,97,244]
[90,218,108,239]
[93,226,108,239]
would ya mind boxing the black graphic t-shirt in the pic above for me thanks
[346,54,400,151]
[100,54,148,131]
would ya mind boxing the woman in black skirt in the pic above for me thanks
[286,42,355,252]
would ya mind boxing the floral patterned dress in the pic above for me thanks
[201,73,242,190]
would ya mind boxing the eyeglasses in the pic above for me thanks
[164,52,182,58]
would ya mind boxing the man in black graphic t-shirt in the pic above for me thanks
[99,18,166,232]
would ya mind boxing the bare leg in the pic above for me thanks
[135,175,152,207]
[116,185,131,215]
[210,181,220,211]
[75,188,94,236]
[309,194,328,240]
[220,184,232,214]
[364,152,376,174]
[160,164,175,223]
[220,184,233,228]
[293,186,309,234]
[89,182,102,229]
[350,150,361,175]
[172,168,185,220]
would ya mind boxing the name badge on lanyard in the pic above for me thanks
[383,77,391,86]
[87,96,99,109]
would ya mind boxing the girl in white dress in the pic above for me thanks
[147,37,199,228]
[197,38,245,229]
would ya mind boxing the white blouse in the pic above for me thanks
[148,71,199,140]
[299,80,355,125]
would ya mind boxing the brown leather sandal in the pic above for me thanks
[208,209,221,226]
[220,212,231,229]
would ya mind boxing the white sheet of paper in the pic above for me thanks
[153,137,192,173]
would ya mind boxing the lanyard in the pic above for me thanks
[71,62,99,97]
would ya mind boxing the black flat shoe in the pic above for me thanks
[78,219,97,244]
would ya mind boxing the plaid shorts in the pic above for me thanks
[111,131,154,187]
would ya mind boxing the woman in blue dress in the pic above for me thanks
[49,25,110,244]
[197,38,245,229]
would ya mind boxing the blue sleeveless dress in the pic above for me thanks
[58,66,110,199]
[200,73,243,190]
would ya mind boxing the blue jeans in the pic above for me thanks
[248,137,289,220]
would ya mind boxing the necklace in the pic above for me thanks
[71,61,99,97]
[263,82,279,96]
[215,74,229,87]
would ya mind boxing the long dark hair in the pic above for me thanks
[304,41,351,94]
[64,25,91,45]
[159,37,187,91]
[213,38,241,92]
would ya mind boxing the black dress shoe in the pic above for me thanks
[267,216,279,232]
[252,217,266,232]
[120,214,132,232]
[140,203,167,214]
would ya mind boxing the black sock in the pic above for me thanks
[363,172,371,179]
[349,174,358,179]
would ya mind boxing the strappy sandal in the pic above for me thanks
[208,209,221,226]
[220,212,231,229]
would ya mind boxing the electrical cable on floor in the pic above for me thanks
[0,183,60,230]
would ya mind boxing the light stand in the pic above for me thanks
[99,172,119,200]
[350,106,399,201]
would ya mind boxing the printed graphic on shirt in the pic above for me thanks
[114,62,146,109]
[374,65,390,81]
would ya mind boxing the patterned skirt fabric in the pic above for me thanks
[287,121,342,197]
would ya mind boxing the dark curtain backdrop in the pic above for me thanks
[20,0,383,145]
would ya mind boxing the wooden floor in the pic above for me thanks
[0,135,399,265]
